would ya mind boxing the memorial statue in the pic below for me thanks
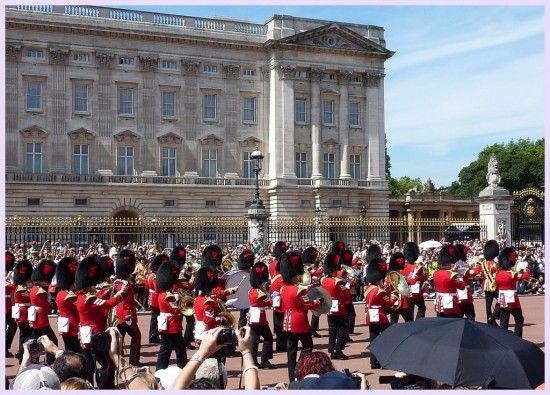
[486,154,501,188]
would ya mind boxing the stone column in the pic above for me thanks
[48,48,70,173]
[138,55,159,175]
[365,72,384,181]
[310,69,323,181]
[246,207,271,248]
[223,64,241,176]
[281,67,296,179]
[182,60,199,172]
[96,52,115,171]
[338,71,351,179]
[5,45,20,172]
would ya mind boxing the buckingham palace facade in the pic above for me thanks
[5,5,393,220]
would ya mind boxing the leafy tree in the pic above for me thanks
[385,136,391,179]
[449,138,544,197]
[389,176,424,196]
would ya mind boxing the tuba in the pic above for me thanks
[217,300,236,327]
[178,294,195,316]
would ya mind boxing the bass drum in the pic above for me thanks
[222,269,251,310]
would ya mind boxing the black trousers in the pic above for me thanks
[327,315,348,355]
[436,312,462,318]
[368,324,389,367]
[273,311,286,351]
[238,308,249,328]
[156,332,188,370]
[310,314,320,333]
[250,324,274,365]
[6,314,17,353]
[389,307,413,324]
[409,298,426,320]
[500,308,524,338]
[485,291,500,325]
[183,315,195,346]
[62,335,83,354]
[90,334,116,390]
[286,332,313,381]
[117,321,141,365]
[459,302,476,320]
[345,303,356,334]
[16,322,32,361]
[149,307,160,343]
[31,326,58,365]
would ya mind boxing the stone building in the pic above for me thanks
[5,5,393,220]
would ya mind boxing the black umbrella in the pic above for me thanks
[369,317,544,389]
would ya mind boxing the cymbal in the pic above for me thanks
[306,287,332,316]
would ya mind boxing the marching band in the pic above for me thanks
[4,238,533,387]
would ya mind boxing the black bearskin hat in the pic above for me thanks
[367,244,383,262]
[75,255,102,290]
[498,247,517,270]
[156,261,180,292]
[201,245,222,269]
[13,259,33,285]
[438,245,458,267]
[484,240,500,261]
[56,257,78,290]
[279,251,304,283]
[31,259,56,283]
[403,242,420,263]
[151,254,169,274]
[6,251,15,273]
[331,241,346,255]
[99,256,115,279]
[195,267,218,295]
[454,244,469,263]
[273,241,288,259]
[170,246,187,267]
[389,252,406,271]
[238,249,255,270]
[365,258,388,284]
[249,262,269,288]
[323,251,342,275]
[302,247,319,265]
[342,250,353,266]
[116,249,136,280]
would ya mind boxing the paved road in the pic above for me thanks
[6,295,544,389]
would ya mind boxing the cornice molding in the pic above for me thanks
[48,47,69,65]
[6,44,21,62]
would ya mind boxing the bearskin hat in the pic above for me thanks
[31,259,56,283]
[331,241,346,255]
[116,249,136,280]
[498,247,517,270]
[151,254,169,274]
[201,245,222,269]
[56,257,78,290]
[279,251,304,283]
[13,259,33,285]
[403,242,420,264]
[438,244,458,267]
[195,267,218,295]
[389,252,406,271]
[156,261,180,292]
[365,258,388,284]
[323,251,342,275]
[484,240,500,261]
[75,255,103,291]
[367,244,383,262]
[454,244,469,263]
[99,256,115,280]
[6,251,15,273]
[342,249,353,266]
[170,246,187,267]
[302,247,319,265]
[249,262,269,288]
[238,249,255,270]
[273,241,288,259]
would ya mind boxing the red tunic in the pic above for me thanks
[96,282,112,300]
[13,285,30,324]
[29,285,51,329]
[212,278,230,301]
[268,274,285,313]
[56,290,79,337]
[268,258,278,278]
[248,288,271,326]
[76,291,124,336]
[364,284,397,326]
[157,290,183,334]
[321,276,347,316]
[474,260,498,292]
[308,266,324,277]
[194,294,222,331]
[432,269,468,316]
[145,273,158,309]
[401,263,427,300]
[280,283,320,334]
[114,279,137,324]
[6,283,15,315]
[495,269,531,309]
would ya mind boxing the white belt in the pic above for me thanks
[17,303,31,307]
[160,312,181,317]
[149,290,156,294]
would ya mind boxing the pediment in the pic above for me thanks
[275,23,393,58]
[157,132,183,145]
[114,130,141,143]
[322,138,340,146]
[68,128,96,142]
[240,136,262,148]
[19,125,49,140]
[199,133,224,145]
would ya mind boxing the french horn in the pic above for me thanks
[178,294,195,316]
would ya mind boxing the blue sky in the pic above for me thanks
[121,5,544,187]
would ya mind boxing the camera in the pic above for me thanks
[379,375,424,390]
[342,368,362,389]
[26,339,44,354]
[216,327,245,346]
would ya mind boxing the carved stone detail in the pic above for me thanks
[181,59,200,74]
[363,72,384,87]
[303,34,356,50]
[337,70,352,84]
[6,45,21,62]
[199,133,224,146]
[114,130,141,144]
[240,136,262,148]
[95,52,115,68]
[278,65,296,80]
[223,64,240,79]
[260,66,270,79]
[309,67,323,82]
[20,125,49,140]
[139,55,158,72]
[68,128,96,143]
[157,132,183,145]
[48,48,69,65]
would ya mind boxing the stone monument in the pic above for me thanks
[478,154,512,244]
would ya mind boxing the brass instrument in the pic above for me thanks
[217,300,236,327]
[340,264,355,280]
[298,270,312,287]
[383,271,410,310]
[106,282,120,327]
[220,258,235,275]
[178,294,195,316]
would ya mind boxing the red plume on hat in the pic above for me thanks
[116,249,136,280]
[302,246,318,265]
[365,257,387,284]
[13,259,33,285]
[6,251,15,273]
[498,247,517,270]
[201,245,222,269]
[389,252,406,271]
[56,257,78,290]
[273,241,287,259]
[438,245,456,267]
[250,261,269,288]
[31,259,56,283]
[323,251,342,275]
[75,255,103,290]
[156,261,179,292]
[342,250,353,265]
[279,251,304,283]
[170,246,187,266]
[238,249,255,270]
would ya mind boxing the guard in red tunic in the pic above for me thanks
[113,249,141,366]
[386,252,412,323]
[55,257,81,353]
[201,245,236,301]
[12,259,33,361]
[304,247,322,338]
[237,249,255,328]
[279,251,320,382]
[171,246,196,349]
[268,241,287,352]
[340,249,357,342]
[248,261,274,369]
[5,251,17,358]
[433,245,469,318]
[474,240,500,325]
[29,259,57,364]
[75,255,128,389]
[496,247,530,338]
[454,244,475,320]
[401,242,427,320]
[155,261,188,370]
[146,254,168,344]
[364,257,398,369]
[96,256,115,301]
[321,251,349,360]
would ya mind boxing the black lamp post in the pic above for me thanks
[250,149,264,209]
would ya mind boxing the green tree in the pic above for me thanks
[385,135,391,179]
[449,138,544,197]
[388,176,424,196]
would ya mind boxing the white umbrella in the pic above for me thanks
[418,240,442,249]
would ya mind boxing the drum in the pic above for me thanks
[222,270,251,310]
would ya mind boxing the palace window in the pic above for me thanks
[323,153,335,179]
[243,151,254,178]
[331,199,343,208]
[350,154,361,180]
[295,152,308,178]
[119,57,135,66]
[117,146,134,175]
[322,73,335,81]
[73,144,89,175]
[295,98,307,124]
[75,198,88,206]
[161,60,178,70]
[26,142,42,173]
[323,100,334,125]
[161,147,177,177]
[73,84,89,113]
[205,200,216,209]
[243,97,256,122]
[203,94,217,120]
[242,69,256,76]
[27,198,41,207]
[202,149,217,178]
[73,53,90,63]
[164,199,175,207]
[294,70,307,79]
[349,101,360,126]
[203,64,218,73]
[26,49,43,59]
[118,88,134,116]
[162,91,176,118]
[351,74,362,83]
[26,82,42,111]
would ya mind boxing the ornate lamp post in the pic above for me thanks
[245,149,269,247]
[250,149,264,209]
